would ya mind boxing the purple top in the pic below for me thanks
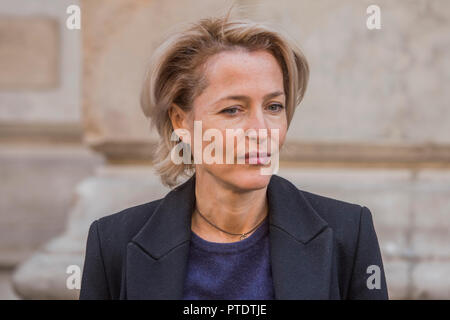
[182,216,275,300]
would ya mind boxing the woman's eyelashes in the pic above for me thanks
[220,104,284,116]
[221,106,241,115]
[266,103,284,113]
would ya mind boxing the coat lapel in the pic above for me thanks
[267,175,333,299]
[125,175,195,299]
[125,174,333,299]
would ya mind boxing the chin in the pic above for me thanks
[217,165,273,192]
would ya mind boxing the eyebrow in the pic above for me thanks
[213,90,285,105]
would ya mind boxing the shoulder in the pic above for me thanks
[273,176,387,299]
[302,188,377,249]
[274,174,367,223]
[81,198,166,299]
[300,188,367,232]
[293,181,378,260]
[91,198,163,252]
[272,175,371,241]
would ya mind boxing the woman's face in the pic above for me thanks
[177,49,288,191]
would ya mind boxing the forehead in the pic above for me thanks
[201,49,284,96]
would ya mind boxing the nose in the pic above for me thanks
[245,107,269,145]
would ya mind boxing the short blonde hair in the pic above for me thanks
[140,14,309,188]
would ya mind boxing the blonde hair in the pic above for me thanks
[140,13,309,188]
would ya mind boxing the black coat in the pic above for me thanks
[79,174,388,299]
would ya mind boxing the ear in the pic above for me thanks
[168,103,188,131]
[168,103,192,144]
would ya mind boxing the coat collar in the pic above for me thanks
[126,174,333,299]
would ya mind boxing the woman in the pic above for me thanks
[80,14,388,300]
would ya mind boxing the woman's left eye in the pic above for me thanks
[267,103,284,112]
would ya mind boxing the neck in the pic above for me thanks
[192,170,269,243]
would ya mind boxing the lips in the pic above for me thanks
[244,152,271,165]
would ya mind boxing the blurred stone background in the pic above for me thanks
[0,0,449,299]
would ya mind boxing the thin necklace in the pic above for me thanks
[194,205,267,241]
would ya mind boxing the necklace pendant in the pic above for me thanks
[240,234,247,240]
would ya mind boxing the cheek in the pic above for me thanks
[268,119,288,148]
[278,126,287,146]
